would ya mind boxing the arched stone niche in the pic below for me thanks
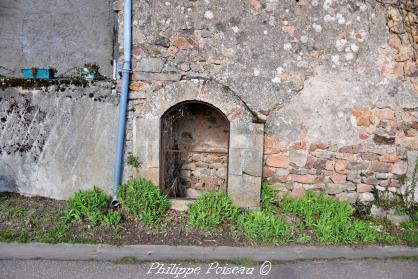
[133,80,264,208]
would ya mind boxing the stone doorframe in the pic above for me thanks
[133,80,264,208]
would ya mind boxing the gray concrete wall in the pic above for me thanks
[0,0,115,78]
[0,80,118,199]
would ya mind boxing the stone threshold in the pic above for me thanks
[169,198,194,211]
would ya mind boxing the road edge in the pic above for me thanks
[0,243,418,262]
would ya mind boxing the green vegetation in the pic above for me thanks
[127,154,141,168]
[279,192,382,244]
[65,187,109,227]
[238,211,288,243]
[5,207,26,219]
[400,207,418,247]
[1,179,417,247]
[394,204,407,216]
[0,195,96,244]
[260,181,276,212]
[372,187,402,210]
[237,181,288,243]
[397,174,407,184]
[188,191,240,230]
[117,178,169,225]
[402,231,418,247]
[406,158,418,208]
[0,228,29,243]
[103,210,123,231]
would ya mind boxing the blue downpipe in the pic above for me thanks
[112,0,132,206]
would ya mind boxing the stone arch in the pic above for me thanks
[133,80,264,208]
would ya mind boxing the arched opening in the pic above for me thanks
[160,101,230,199]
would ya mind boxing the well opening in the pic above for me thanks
[160,101,230,199]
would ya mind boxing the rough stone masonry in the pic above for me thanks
[116,0,418,207]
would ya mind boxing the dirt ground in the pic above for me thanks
[0,193,247,246]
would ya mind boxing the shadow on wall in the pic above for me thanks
[0,164,17,193]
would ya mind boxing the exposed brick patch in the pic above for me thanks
[351,107,418,149]
[292,140,306,150]
[339,145,361,154]
[357,184,373,193]
[169,37,198,49]
[325,160,335,171]
[129,81,146,91]
[249,0,262,11]
[330,174,347,184]
[262,167,274,177]
[351,108,372,127]
[282,26,295,35]
[309,142,329,151]
[291,174,315,184]
[264,136,277,148]
[334,159,347,173]
[265,154,289,168]
[379,154,399,163]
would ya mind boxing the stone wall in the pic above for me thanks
[0,0,416,207]
[263,107,417,203]
[117,0,418,206]
[161,102,229,198]
[0,79,118,199]
[0,0,115,78]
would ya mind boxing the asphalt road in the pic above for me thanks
[0,259,417,279]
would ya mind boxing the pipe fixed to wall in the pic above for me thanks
[112,0,132,206]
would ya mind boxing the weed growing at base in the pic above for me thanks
[117,178,169,225]
[238,211,288,243]
[238,182,288,243]
[127,154,141,168]
[260,181,276,212]
[65,187,109,227]
[103,210,123,231]
[279,192,382,244]
[188,191,240,230]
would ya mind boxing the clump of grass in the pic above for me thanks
[238,211,288,243]
[394,204,407,216]
[402,231,418,247]
[260,181,277,212]
[65,187,109,227]
[117,178,169,225]
[409,207,418,222]
[0,228,29,243]
[127,154,141,168]
[188,191,240,230]
[36,222,71,243]
[103,210,123,231]
[400,220,416,230]
[279,191,380,244]
[399,211,418,247]
[6,207,26,219]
